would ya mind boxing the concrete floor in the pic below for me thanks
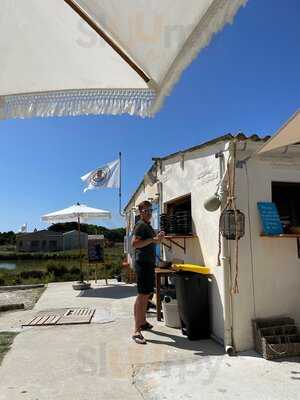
[0,281,300,400]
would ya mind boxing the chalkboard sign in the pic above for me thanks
[88,237,104,263]
[257,202,283,235]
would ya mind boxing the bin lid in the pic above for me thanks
[172,264,210,275]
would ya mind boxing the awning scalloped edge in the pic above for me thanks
[0,89,156,120]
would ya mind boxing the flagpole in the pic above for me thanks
[119,152,123,216]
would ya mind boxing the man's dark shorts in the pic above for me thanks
[135,261,155,295]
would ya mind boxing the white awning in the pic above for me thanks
[258,110,300,154]
[0,0,246,119]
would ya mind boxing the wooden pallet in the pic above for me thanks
[22,308,95,327]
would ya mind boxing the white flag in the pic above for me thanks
[81,159,120,193]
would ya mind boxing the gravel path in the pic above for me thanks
[0,287,46,310]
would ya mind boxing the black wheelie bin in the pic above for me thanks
[174,266,210,340]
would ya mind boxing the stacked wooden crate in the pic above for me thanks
[252,317,300,360]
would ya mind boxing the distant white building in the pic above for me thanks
[63,230,88,251]
[16,230,88,252]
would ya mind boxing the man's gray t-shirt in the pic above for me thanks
[133,220,156,265]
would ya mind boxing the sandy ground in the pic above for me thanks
[0,287,45,310]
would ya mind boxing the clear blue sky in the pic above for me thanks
[1,0,300,232]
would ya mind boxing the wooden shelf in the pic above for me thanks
[162,235,196,253]
[260,233,300,258]
[164,235,196,239]
[260,234,300,238]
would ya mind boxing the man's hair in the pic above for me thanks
[138,200,151,212]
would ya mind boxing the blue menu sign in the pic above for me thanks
[257,202,283,235]
[88,238,104,263]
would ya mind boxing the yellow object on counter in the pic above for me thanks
[172,264,211,275]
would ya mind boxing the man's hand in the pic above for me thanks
[153,231,165,243]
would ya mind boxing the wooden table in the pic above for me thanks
[155,267,175,321]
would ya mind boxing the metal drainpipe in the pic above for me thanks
[217,151,235,356]
[221,239,235,355]
[155,160,163,260]
[158,181,163,212]
[154,160,163,210]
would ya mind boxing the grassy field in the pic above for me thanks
[0,332,18,365]
[0,247,85,260]
[0,244,124,286]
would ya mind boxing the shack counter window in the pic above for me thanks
[161,194,193,236]
[272,182,300,233]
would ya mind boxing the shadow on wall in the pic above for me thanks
[209,275,225,345]
[189,234,205,265]
[163,233,205,266]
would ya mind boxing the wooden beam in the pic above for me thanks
[64,0,150,83]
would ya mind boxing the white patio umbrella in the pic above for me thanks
[42,203,111,289]
[0,0,246,120]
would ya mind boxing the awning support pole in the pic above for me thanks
[64,0,150,83]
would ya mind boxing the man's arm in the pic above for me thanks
[132,232,165,249]
[131,235,153,249]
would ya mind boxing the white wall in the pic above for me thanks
[159,143,228,341]
[233,146,300,351]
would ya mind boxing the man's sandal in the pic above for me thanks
[132,333,147,344]
[140,322,153,331]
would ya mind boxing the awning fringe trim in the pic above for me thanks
[0,89,156,120]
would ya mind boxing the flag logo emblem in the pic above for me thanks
[81,159,120,192]
[90,166,110,185]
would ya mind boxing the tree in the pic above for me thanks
[48,223,125,242]
[0,231,16,245]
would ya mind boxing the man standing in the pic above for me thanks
[131,200,165,344]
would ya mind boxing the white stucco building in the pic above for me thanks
[63,230,88,251]
[16,230,88,252]
[124,133,300,352]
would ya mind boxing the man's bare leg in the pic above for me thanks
[142,293,154,325]
[134,294,150,333]
[134,298,137,321]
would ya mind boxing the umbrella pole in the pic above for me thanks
[72,213,90,291]
[78,215,83,282]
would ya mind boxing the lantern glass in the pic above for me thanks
[220,209,245,240]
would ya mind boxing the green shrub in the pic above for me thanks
[14,276,22,285]
[46,264,68,277]
[69,266,80,275]
[20,270,46,280]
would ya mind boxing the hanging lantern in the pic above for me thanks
[220,209,245,240]
[204,194,221,212]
